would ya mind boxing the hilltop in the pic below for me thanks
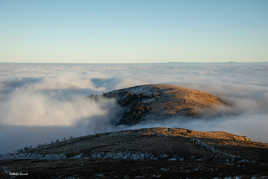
[1,127,268,178]
[103,84,230,125]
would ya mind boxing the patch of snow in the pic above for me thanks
[0,153,66,160]
[1,166,9,175]
[129,86,154,96]
[168,157,177,161]
[71,154,83,159]
[90,152,167,160]
[142,98,155,103]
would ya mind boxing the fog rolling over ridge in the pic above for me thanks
[0,63,267,154]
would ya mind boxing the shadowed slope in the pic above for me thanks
[1,127,268,178]
[4,127,267,162]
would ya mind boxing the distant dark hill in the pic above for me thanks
[103,84,230,125]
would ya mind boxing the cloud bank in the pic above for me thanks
[0,63,267,153]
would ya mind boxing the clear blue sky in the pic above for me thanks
[0,0,267,63]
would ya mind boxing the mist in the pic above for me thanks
[0,63,267,154]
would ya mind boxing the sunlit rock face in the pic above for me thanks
[103,84,229,125]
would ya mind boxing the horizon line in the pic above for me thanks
[0,61,268,64]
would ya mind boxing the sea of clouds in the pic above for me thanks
[0,62,267,153]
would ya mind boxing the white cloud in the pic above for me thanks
[0,63,268,153]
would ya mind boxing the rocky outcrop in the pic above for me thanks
[103,84,230,125]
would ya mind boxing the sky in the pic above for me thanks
[0,0,268,63]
